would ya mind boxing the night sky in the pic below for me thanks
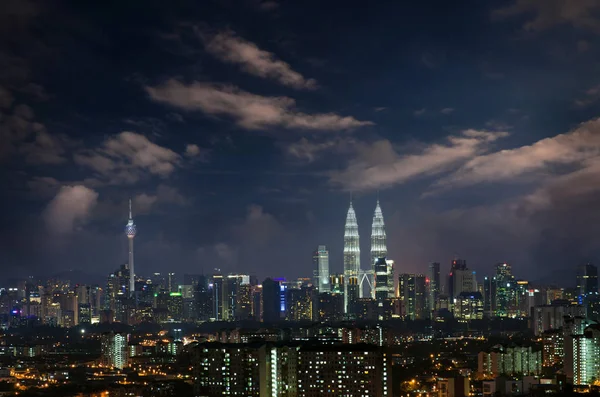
[2,0,600,284]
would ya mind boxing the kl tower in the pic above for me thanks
[125,199,137,298]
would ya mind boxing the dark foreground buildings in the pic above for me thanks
[192,341,391,397]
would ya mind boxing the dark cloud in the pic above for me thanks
[493,0,600,32]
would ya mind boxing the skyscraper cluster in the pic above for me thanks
[339,199,394,315]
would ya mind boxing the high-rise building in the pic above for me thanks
[192,342,391,397]
[453,269,478,297]
[343,201,360,314]
[448,259,467,299]
[454,292,484,320]
[577,263,598,298]
[483,276,497,317]
[168,272,176,293]
[313,246,330,293]
[262,278,281,323]
[317,292,344,322]
[398,274,427,320]
[542,329,564,368]
[572,324,600,385]
[371,200,389,299]
[101,332,129,369]
[428,262,441,313]
[124,200,137,298]
[374,258,389,302]
[478,345,542,377]
[495,263,515,317]
[286,286,314,321]
[296,344,391,396]
[192,343,260,396]
[210,274,224,321]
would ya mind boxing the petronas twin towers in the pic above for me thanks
[343,199,392,313]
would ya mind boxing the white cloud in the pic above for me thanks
[74,131,183,185]
[200,30,317,90]
[146,79,373,131]
[493,0,600,32]
[435,118,600,189]
[441,107,455,114]
[44,185,99,234]
[330,129,509,191]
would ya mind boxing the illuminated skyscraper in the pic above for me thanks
[313,245,330,293]
[398,273,427,320]
[371,199,393,298]
[577,263,598,297]
[101,331,129,369]
[124,199,137,297]
[428,262,441,313]
[343,201,360,313]
[370,200,387,264]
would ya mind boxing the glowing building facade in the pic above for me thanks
[371,200,393,298]
[343,201,360,313]
[313,245,330,293]
[101,331,129,369]
[125,199,137,297]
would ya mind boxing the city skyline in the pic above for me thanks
[2,1,600,284]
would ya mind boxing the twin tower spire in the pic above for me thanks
[343,198,388,312]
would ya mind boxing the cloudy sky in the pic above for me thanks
[2,0,600,284]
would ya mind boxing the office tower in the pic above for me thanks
[343,201,360,314]
[398,273,427,320]
[483,276,497,317]
[167,292,183,321]
[195,275,213,321]
[374,257,389,302]
[453,292,484,320]
[448,259,467,299]
[370,200,387,265]
[222,275,239,321]
[101,332,129,369]
[453,269,478,297]
[495,263,515,317]
[151,273,167,291]
[262,278,281,323]
[313,245,330,293]
[286,286,314,321]
[168,272,176,293]
[210,274,224,321]
[428,262,441,313]
[370,200,390,300]
[317,292,344,322]
[78,303,91,324]
[577,263,599,297]
[124,199,137,298]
